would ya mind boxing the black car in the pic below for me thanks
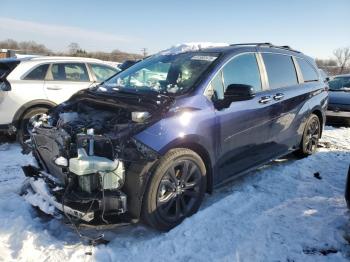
[326,74,350,126]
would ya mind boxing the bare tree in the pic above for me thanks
[0,39,50,54]
[18,41,49,53]
[0,38,142,62]
[0,39,19,49]
[68,42,80,55]
[333,47,350,74]
[316,58,337,67]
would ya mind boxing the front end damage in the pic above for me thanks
[21,90,172,224]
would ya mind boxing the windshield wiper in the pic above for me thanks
[330,88,350,92]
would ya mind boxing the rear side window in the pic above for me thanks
[262,53,298,89]
[296,58,319,82]
[49,63,89,81]
[90,64,118,82]
[24,64,49,80]
[222,53,262,93]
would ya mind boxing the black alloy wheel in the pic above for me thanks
[295,114,321,157]
[304,116,320,154]
[157,159,202,222]
[142,148,206,231]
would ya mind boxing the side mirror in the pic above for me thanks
[214,84,255,110]
[224,84,255,102]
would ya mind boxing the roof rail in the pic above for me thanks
[230,43,273,47]
[229,43,300,53]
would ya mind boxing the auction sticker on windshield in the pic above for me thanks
[191,55,217,61]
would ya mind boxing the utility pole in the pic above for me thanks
[141,48,148,58]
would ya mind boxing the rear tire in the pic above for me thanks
[294,114,321,158]
[142,148,206,231]
[17,107,49,147]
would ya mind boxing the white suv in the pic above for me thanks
[0,56,119,144]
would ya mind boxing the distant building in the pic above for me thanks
[0,49,16,59]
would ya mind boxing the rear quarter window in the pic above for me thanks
[262,53,298,89]
[296,58,319,82]
[24,64,49,80]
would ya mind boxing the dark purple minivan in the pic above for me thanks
[22,43,328,230]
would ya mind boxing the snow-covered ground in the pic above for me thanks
[0,127,349,261]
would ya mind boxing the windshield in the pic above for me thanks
[99,52,220,95]
[329,76,350,91]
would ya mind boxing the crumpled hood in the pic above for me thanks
[328,91,350,105]
[53,88,175,114]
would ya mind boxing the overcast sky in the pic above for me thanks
[1,0,349,58]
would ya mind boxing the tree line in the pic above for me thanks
[316,47,350,75]
[0,39,143,62]
[1,39,349,75]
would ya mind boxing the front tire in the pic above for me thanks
[17,107,49,147]
[295,114,321,158]
[142,148,206,231]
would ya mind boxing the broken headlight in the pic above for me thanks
[131,111,151,123]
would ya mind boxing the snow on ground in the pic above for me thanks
[0,127,349,262]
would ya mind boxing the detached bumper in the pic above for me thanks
[21,165,127,223]
[25,177,95,221]
[22,166,95,222]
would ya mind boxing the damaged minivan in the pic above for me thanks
[22,43,328,231]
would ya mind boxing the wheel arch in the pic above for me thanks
[12,99,57,128]
[163,141,214,194]
[311,108,324,137]
[125,140,214,222]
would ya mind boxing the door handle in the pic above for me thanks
[46,86,62,90]
[273,93,284,100]
[259,96,272,104]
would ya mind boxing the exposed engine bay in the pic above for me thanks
[22,90,172,224]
